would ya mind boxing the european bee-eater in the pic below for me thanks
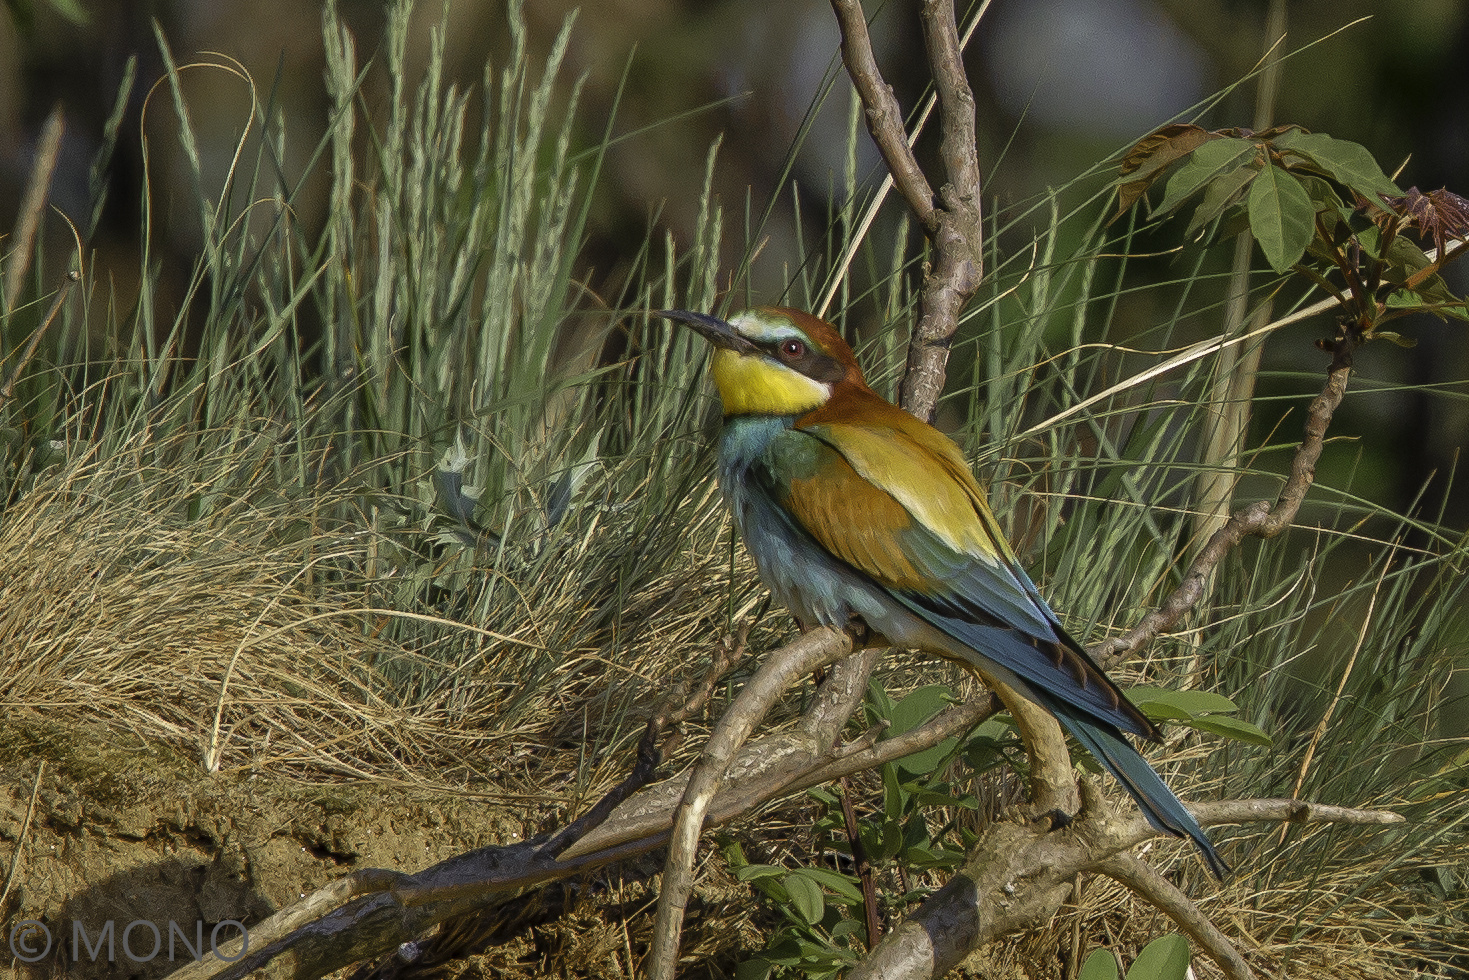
[659,305,1226,879]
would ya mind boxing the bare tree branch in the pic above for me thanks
[847,788,1401,980]
[800,647,882,748]
[829,0,985,422]
[1097,852,1254,980]
[167,138,1371,980]
[900,0,985,420]
[1090,328,1357,665]
[164,632,1401,980]
[828,0,936,229]
[647,625,861,980]
[810,7,1395,980]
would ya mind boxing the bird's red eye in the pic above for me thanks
[780,339,806,358]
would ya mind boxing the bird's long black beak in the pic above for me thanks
[655,310,761,355]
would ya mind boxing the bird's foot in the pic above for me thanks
[1016,778,1081,832]
[1032,806,1075,831]
[999,801,1076,833]
[842,616,872,649]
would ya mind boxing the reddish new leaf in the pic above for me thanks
[1378,186,1469,256]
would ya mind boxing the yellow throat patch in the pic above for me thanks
[709,347,831,416]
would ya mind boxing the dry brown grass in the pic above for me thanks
[0,422,753,800]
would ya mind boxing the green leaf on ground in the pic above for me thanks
[783,873,826,925]
[1078,950,1121,980]
[1130,933,1191,980]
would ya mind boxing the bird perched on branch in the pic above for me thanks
[658,305,1226,879]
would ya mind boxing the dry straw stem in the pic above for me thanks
[1192,0,1287,550]
[0,425,567,788]
[0,761,43,916]
[1274,539,1394,848]
[0,273,76,407]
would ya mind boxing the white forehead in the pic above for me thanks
[730,311,804,343]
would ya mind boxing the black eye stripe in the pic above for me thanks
[758,337,845,384]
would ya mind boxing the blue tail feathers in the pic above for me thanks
[1043,695,1229,879]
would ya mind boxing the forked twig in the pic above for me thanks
[829,0,984,422]
[819,5,1385,979]
[164,628,1404,980]
[846,790,1401,980]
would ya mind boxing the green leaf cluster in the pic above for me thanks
[1116,122,1469,342]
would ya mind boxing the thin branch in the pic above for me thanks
[838,775,885,948]
[829,0,985,421]
[1091,327,1357,665]
[646,625,859,980]
[1097,852,1254,980]
[817,2,992,319]
[903,1,985,420]
[0,762,44,916]
[161,645,1401,980]
[799,694,996,787]
[846,791,1401,980]
[828,0,936,228]
[1150,796,1404,833]
[535,715,674,861]
[922,0,981,199]
[800,647,882,748]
